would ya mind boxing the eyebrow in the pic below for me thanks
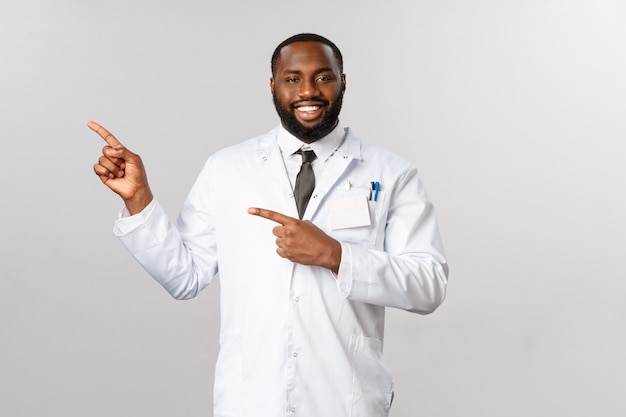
[282,67,335,75]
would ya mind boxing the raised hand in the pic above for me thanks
[247,207,342,273]
[88,121,153,215]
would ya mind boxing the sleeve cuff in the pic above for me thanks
[113,199,157,236]
[336,242,353,298]
[336,242,373,300]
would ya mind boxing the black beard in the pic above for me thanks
[273,92,343,143]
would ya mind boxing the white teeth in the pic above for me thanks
[298,106,320,112]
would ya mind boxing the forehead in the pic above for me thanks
[275,41,339,73]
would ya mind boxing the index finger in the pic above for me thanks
[247,207,295,225]
[87,121,123,148]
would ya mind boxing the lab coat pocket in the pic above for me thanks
[349,335,394,416]
[326,187,385,246]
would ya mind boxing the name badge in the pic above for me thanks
[327,195,372,230]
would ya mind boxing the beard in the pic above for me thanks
[273,92,343,143]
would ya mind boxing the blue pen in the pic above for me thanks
[373,181,380,202]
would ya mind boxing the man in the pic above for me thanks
[90,33,448,417]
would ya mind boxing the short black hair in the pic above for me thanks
[271,33,343,76]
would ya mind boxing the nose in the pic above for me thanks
[298,78,319,99]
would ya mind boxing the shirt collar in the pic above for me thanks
[276,122,346,163]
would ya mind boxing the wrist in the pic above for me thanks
[324,239,342,274]
[125,188,154,215]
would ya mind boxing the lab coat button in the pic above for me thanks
[294,296,300,303]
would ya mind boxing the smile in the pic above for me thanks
[296,105,321,112]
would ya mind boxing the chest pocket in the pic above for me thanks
[324,186,386,247]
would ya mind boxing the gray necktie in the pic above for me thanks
[294,149,317,219]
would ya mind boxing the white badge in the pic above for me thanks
[327,195,372,230]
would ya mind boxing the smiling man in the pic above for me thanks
[271,38,345,142]
[89,33,448,417]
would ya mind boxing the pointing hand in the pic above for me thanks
[248,207,342,273]
[88,121,153,214]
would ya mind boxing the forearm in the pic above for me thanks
[337,242,448,314]
[113,199,217,299]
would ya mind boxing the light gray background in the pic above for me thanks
[1,1,625,416]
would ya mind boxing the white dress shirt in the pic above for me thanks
[276,122,346,190]
[113,125,448,417]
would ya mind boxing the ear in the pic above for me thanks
[270,77,275,95]
[341,73,346,93]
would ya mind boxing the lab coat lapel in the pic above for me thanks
[304,132,363,220]
[255,132,300,218]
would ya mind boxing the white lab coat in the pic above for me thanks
[114,126,448,417]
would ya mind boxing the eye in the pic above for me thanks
[316,75,333,82]
[285,77,299,83]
